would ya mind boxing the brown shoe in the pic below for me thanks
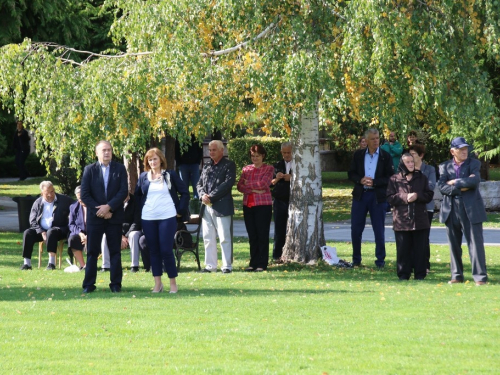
[448,279,463,284]
[475,281,486,286]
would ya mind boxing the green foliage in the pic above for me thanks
[0,155,17,177]
[24,153,46,177]
[228,136,283,179]
[47,155,79,195]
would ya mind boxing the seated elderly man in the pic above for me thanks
[101,192,144,272]
[20,181,74,270]
[67,186,87,270]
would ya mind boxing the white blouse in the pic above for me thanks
[141,172,177,220]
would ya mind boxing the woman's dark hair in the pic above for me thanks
[408,143,425,157]
[249,144,267,161]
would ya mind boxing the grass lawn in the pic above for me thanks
[1,232,499,374]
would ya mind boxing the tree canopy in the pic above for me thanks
[1,0,500,173]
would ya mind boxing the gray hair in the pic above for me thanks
[74,186,81,196]
[39,181,54,191]
[209,140,224,150]
[281,142,292,150]
[364,128,379,138]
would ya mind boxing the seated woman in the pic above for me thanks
[68,186,86,270]
[237,144,274,272]
[386,154,434,280]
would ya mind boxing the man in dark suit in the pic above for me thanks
[271,141,292,262]
[196,140,236,273]
[20,181,74,270]
[80,140,128,293]
[348,128,393,268]
[438,137,488,285]
[101,193,144,273]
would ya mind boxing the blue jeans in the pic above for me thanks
[142,216,178,278]
[178,163,200,199]
[351,190,387,267]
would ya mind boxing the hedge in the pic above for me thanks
[227,136,285,179]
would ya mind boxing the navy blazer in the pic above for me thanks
[348,147,394,203]
[29,193,74,234]
[68,201,86,236]
[196,157,236,217]
[134,169,190,222]
[80,160,129,225]
[438,157,487,225]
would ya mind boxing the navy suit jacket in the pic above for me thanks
[68,201,86,236]
[81,160,129,225]
[134,169,190,222]
[438,157,487,224]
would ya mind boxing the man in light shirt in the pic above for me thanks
[20,181,74,270]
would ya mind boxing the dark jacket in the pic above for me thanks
[437,157,487,225]
[13,129,30,153]
[386,171,434,231]
[29,193,74,234]
[68,201,86,236]
[81,160,129,225]
[348,148,394,203]
[134,170,190,222]
[175,135,203,165]
[271,159,291,202]
[122,194,142,236]
[196,157,236,217]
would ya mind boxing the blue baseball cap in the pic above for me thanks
[450,137,469,149]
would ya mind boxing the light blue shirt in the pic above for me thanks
[364,147,380,184]
[100,162,110,196]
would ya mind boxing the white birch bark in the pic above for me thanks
[282,108,325,264]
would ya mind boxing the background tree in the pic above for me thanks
[1,0,500,262]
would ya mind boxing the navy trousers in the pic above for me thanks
[351,190,387,267]
[142,216,178,279]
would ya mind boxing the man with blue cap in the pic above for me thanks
[437,137,488,285]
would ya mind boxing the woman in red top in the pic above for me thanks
[237,144,274,271]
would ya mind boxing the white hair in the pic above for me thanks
[39,181,54,191]
[209,140,224,150]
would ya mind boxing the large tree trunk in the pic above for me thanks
[164,134,176,170]
[282,109,325,264]
[123,152,140,193]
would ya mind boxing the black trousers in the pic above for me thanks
[272,199,289,260]
[423,211,434,270]
[243,205,272,269]
[83,222,122,290]
[22,227,67,259]
[395,229,427,280]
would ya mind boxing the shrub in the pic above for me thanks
[0,156,18,177]
[25,153,47,177]
[48,155,79,195]
[228,136,284,178]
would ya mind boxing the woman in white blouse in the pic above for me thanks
[135,148,189,293]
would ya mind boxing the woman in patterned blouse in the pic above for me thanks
[237,144,274,272]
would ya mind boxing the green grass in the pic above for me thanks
[1,232,499,374]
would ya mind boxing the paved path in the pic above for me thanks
[2,195,500,245]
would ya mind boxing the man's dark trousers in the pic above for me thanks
[83,223,123,290]
[351,190,387,267]
[272,198,288,260]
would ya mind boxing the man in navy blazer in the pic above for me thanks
[80,140,128,293]
[438,137,488,285]
[348,128,393,268]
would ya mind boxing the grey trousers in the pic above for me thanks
[445,198,487,282]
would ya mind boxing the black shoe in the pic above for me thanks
[222,269,232,274]
[352,262,361,267]
[20,264,32,270]
[130,266,139,273]
[101,268,110,272]
[46,263,56,270]
[244,267,255,272]
[82,287,95,293]
[110,286,121,293]
[198,268,214,273]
